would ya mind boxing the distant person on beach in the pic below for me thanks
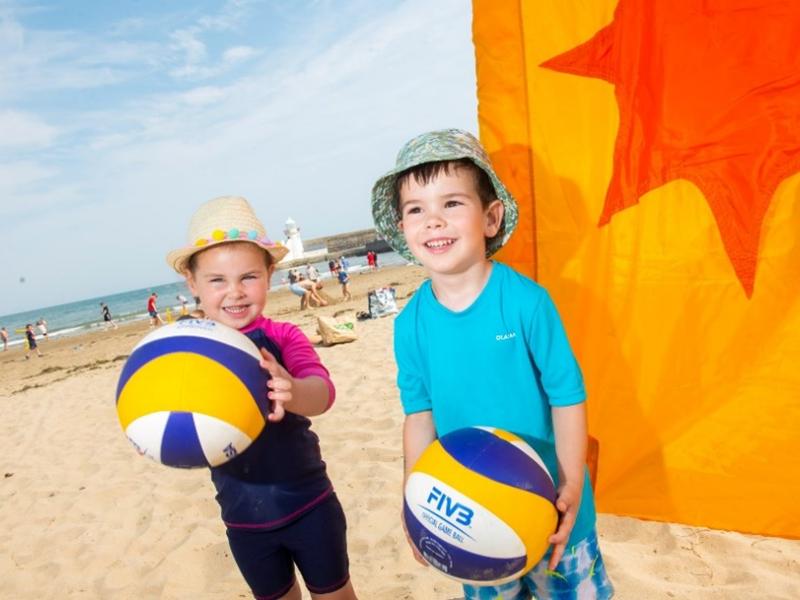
[100,303,118,330]
[371,129,613,599]
[177,294,189,315]
[36,318,48,340]
[288,270,311,309]
[338,255,349,273]
[306,264,320,282]
[24,324,42,359]
[372,252,379,270]
[147,292,165,327]
[189,296,205,319]
[337,269,352,301]
[328,259,338,277]
[366,251,375,270]
[1,326,8,351]
[292,274,327,310]
[165,195,357,600]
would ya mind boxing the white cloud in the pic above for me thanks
[223,45,257,64]
[0,110,57,148]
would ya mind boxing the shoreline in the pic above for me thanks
[0,264,426,396]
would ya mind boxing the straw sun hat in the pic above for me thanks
[166,196,288,274]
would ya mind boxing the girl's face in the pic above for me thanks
[185,242,273,330]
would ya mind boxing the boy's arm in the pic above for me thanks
[548,402,588,570]
[402,410,437,566]
[403,410,437,481]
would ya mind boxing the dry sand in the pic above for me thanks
[1,264,798,599]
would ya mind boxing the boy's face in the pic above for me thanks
[185,242,273,330]
[398,166,503,277]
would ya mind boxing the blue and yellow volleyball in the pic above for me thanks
[403,426,558,585]
[115,319,268,468]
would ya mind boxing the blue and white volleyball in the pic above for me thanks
[115,319,268,468]
[403,426,558,585]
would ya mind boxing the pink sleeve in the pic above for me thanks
[266,320,336,410]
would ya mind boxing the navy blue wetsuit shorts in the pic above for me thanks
[226,492,350,599]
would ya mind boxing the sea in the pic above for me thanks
[0,250,408,347]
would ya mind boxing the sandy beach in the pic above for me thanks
[1,264,798,599]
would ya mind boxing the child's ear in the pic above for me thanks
[484,199,505,238]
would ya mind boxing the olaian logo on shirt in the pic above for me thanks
[495,332,517,341]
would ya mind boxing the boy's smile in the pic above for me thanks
[398,166,503,277]
[186,242,273,330]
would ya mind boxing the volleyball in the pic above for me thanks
[115,319,268,468]
[403,426,558,585]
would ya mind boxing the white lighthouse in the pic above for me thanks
[283,217,305,261]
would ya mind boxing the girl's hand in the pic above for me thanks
[259,348,294,422]
[547,483,582,570]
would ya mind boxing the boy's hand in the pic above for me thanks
[400,508,428,567]
[259,348,294,422]
[547,483,582,570]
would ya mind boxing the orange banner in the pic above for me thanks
[473,0,800,538]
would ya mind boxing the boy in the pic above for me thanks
[147,292,165,327]
[371,130,613,599]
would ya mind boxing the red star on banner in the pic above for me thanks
[542,0,800,296]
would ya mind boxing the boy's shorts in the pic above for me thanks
[463,529,613,600]
[289,284,306,298]
[226,493,350,599]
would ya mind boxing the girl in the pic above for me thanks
[166,196,357,600]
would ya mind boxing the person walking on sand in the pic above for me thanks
[337,269,352,301]
[1,326,8,351]
[36,318,48,340]
[24,324,43,358]
[100,302,119,330]
[147,292,165,327]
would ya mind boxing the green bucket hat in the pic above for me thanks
[371,128,518,262]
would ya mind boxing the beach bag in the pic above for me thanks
[368,287,398,318]
[317,315,357,346]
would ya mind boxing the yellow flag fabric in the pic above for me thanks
[472,0,800,538]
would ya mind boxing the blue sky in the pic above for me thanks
[0,0,478,315]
